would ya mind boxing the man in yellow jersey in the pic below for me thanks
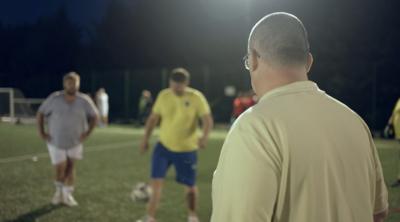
[138,68,213,222]
[386,98,400,187]
[211,12,388,222]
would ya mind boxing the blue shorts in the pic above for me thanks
[151,142,197,187]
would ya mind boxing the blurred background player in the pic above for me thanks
[138,68,214,222]
[138,90,153,126]
[96,87,109,127]
[386,98,400,187]
[231,91,245,124]
[37,72,99,207]
[231,90,257,124]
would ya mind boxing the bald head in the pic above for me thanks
[248,12,310,67]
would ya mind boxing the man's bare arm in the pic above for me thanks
[198,114,214,148]
[374,208,388,222]
[36,112,50,140]
[140,113,160,153]
[82,115,98,141]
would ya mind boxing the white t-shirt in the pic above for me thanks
[96,92,109,116]
[38,91,99,149]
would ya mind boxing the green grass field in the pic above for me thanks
[1,123,400,222]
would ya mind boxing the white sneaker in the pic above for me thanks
[62,193,79,207]
[188,215,199,222]
[51,190,62,205]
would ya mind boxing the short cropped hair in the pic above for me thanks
[63,71,80,83]
[170,68,190,83]
[248,12,310,66]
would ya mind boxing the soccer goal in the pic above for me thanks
[0,88,45,124]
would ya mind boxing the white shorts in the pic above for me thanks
[47,143,83,165]
[99,105,109,117]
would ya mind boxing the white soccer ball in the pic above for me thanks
[131,182,152,202]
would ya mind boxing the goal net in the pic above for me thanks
[0,88,45,124]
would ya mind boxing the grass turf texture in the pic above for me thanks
[0,123,400,221]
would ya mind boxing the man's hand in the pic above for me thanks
[199,114,213,149]
[79,132,89,142]
[40,132,51,141]
[139,113,160,154]
[37,113,51,142]
[139,138,150,154]
[198,136,208,149]
[374,209,388,222]
[384,124,394,139]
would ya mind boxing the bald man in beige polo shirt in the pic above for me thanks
[211,12,388,222]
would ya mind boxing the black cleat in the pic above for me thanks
[391,180,400,188]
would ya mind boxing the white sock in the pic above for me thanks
[54,181,63,193]
[62,185,74,195]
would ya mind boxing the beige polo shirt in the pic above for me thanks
[211,81,388,222]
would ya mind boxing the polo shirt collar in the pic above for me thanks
[258,80,321,103]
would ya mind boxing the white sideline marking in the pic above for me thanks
[0,141,136,164]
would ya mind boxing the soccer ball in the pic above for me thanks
[130,182,152,202]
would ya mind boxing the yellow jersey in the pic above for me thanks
[392,98,400,139]
[152,87,211,152]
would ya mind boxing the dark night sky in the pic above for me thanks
[0,0,110,26]
[0,0,399,125]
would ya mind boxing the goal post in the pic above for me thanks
[0,88,14,120]
[0,88,45,124]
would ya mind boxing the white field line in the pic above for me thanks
[0,141,136,164]
[0,131,227,165]
[2,134,391,164]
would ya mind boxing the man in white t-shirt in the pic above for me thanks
[96,87,109,126]
[37,72,98,207]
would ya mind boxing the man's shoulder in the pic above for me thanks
[77,92,94,104]
[157,88,172,98]
[394,98,400,111]
[227,108,275,149]
[187,87,202,94]
[323,93,361,118]
[46,91,63,101]
[186,88,206,99]
[233,107,264,129]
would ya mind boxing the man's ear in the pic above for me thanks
[306,53,313,73]
[251,49,259,71]
[184,79,190,86]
